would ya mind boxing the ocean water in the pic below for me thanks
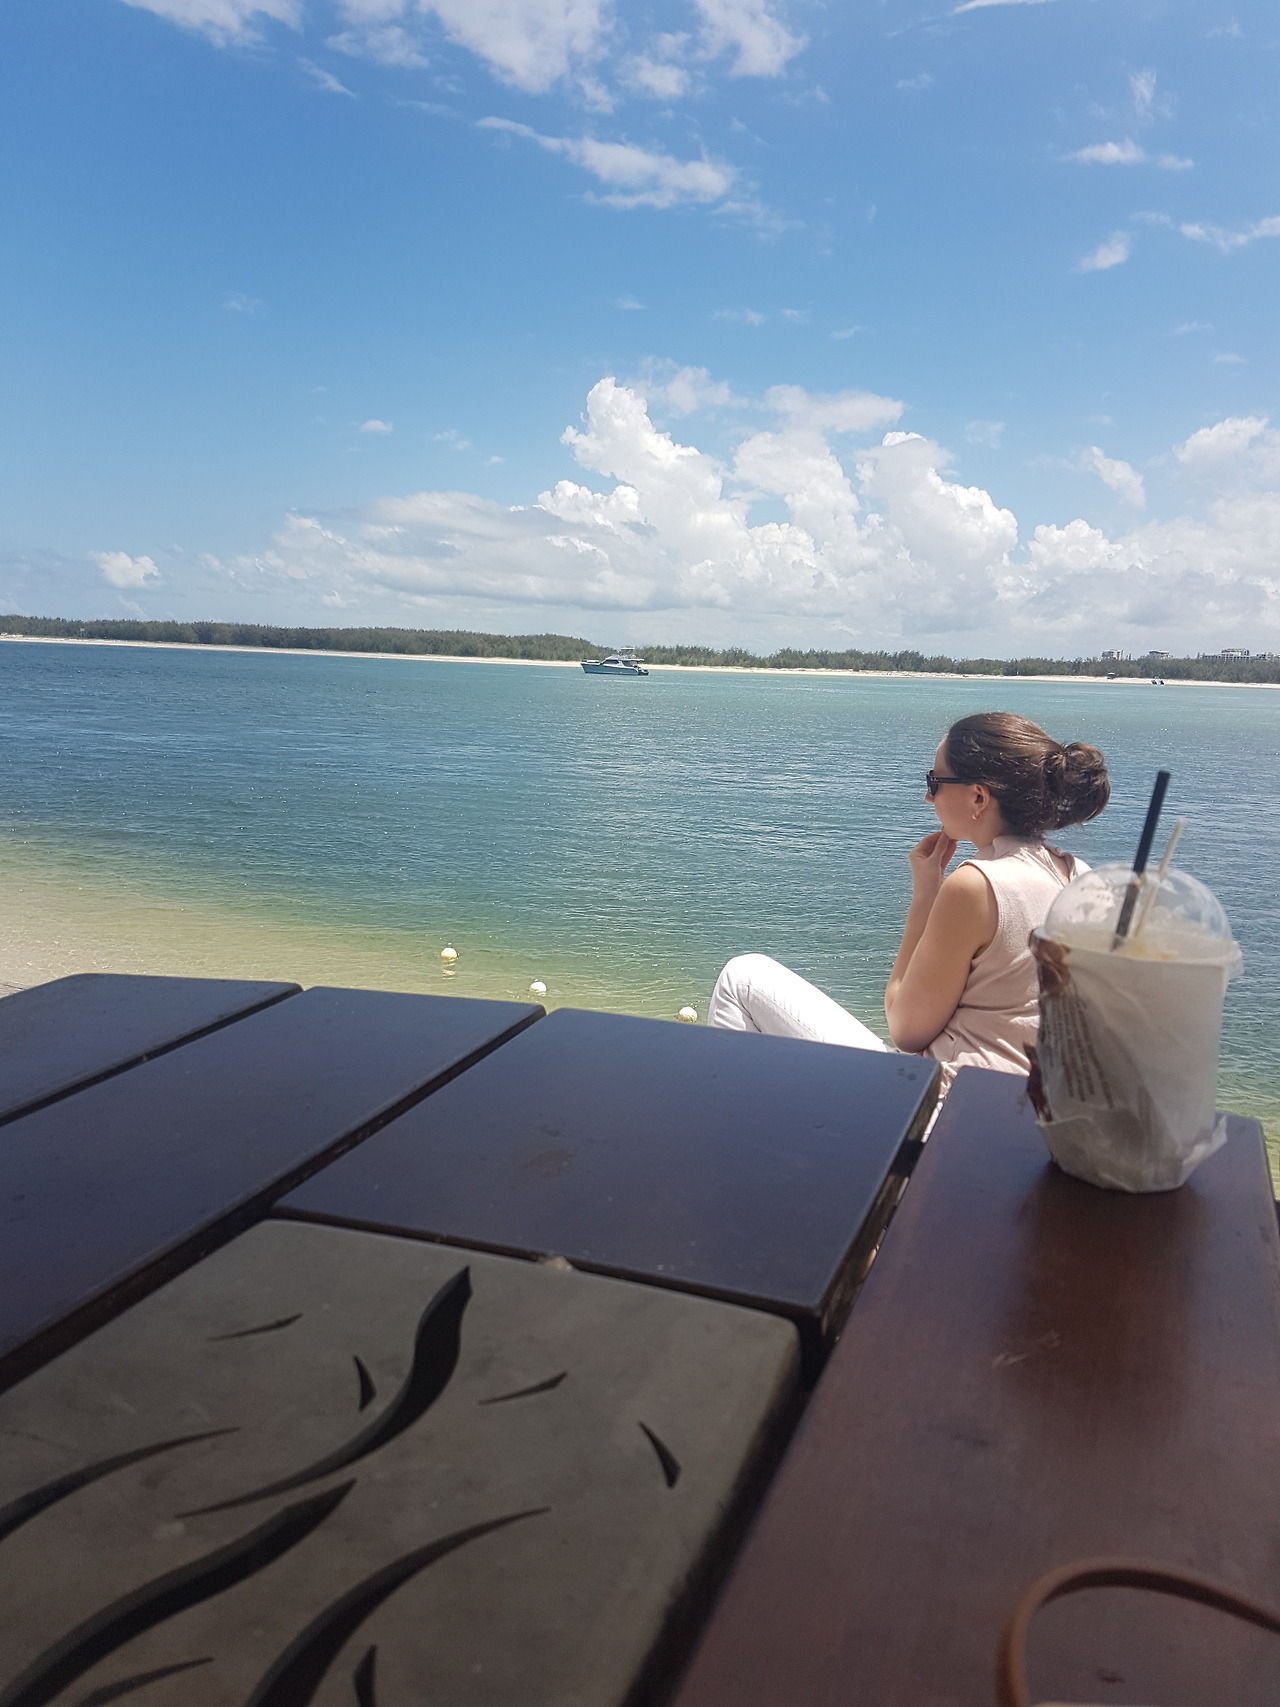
[2,640,1277,1135]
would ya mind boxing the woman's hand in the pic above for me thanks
[907,830,958,905]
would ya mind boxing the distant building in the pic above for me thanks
[1221,648,1250,660]
[1146,650,1171,660]
[1101,648,1123,661]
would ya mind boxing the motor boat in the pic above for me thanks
[581,651,650,677]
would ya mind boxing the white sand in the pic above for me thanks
[2,632,1275,687]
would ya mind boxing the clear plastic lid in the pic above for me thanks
[1042,863,1242,971]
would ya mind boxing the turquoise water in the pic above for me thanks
[1,641,1277,1127]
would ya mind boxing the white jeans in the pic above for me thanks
[707,954,891,1051]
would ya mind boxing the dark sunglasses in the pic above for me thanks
[926,769,972,798]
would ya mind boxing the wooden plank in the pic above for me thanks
[278,1008,939,1364]
[0,987,542,1394]
[0,973,299,1126]
[669,1069,1280,1707]
[0,1221,798,1707]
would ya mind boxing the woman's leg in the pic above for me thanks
[707,954,890,1050]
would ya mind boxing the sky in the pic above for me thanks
[0,0,1277,655]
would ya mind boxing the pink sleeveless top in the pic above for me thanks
[926,836,1088,1082]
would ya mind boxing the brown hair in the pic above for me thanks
[944,712,1110,838]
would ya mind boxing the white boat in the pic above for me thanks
[581,650,649,677]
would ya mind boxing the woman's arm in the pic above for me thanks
[884,837,997,1053]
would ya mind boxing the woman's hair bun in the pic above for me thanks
[944,712,1110,837]
[1055,740,1110,828]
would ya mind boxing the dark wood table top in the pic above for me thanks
[0,972,298,1126]
[278,1008,940,1364]
[669,1068,1280,1707]
[0,986,541,1396]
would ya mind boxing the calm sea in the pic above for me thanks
[2,640,1277,1132]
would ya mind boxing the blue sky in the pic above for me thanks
[1,0,1277,654]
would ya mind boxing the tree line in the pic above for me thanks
[3,614,1278,684]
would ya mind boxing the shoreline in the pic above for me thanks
[3,633,1276,688]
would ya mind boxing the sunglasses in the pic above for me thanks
[926,769,971,798]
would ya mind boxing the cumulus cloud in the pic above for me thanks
[693,0,806,77]
[94,551,161,589]
[223,292,263,313]
[1077,231,1131,272]
[637,361,742,415]
[479,118,736,208]
[119,0,299,43]
[1080,445,1145,508]
[359,418,394,433]
[328,22,430,68]
[1180,215,1280,254]
[208,378,1280,654]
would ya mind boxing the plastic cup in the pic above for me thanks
[1030,864,1242,1192]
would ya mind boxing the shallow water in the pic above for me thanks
[2,641,1276,1136]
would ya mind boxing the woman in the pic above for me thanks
[707,711,1110,1086]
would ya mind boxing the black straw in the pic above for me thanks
[1112,769,1171,948]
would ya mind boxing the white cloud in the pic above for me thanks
[1080,445,1145,508]
[693,0,806,77]
[1130,67,1157,119]
[479,118,736,209]
[359,418,394,433]
[617,297,645,310]
[764,385,903,434]
[622,54,692,99]
[119,0,299,43]
[953,0,1049,13]
[1077,231,1131,272]
[331,0,607,91]
[94,551,161,589]
[1174,415,1279,481]
[966,420,1005,449]
[1174,321,1212,335]
[830,326,861,341]
[1180,215,1280,254]
[897,73,934,91]
[637,361,742,415]
[1070,139,1145,165]
[328,23,431,68]
[1213,352,1245,365]
[214,386,1280,652]
[300,59,357,95]
[1068,139,1191,169]
[714,307,766,325]
[223,292,263,313]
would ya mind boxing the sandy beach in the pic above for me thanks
[2,632,1276,687]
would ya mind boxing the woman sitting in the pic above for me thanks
[707,711,1110,1086]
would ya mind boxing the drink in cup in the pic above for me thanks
[1029,863,1242,1192]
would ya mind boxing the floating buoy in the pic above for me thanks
[677,1006,698,1023]
[440,944,458,964]
[530,980,547,996]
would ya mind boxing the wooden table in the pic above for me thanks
[0,972,298,1126]
[0,984,541,1393]
[278,1007,940,1365]
[668,1068,1280,1707]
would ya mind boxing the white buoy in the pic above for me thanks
[529,980,547,996]
[677,1005,698,1023]
[440,944,458,964]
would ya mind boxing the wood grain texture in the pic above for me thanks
[0,988,542,1394]
[669,1068,1280,1707]
[278,1008,939,1362]
[0,973,299,1126]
